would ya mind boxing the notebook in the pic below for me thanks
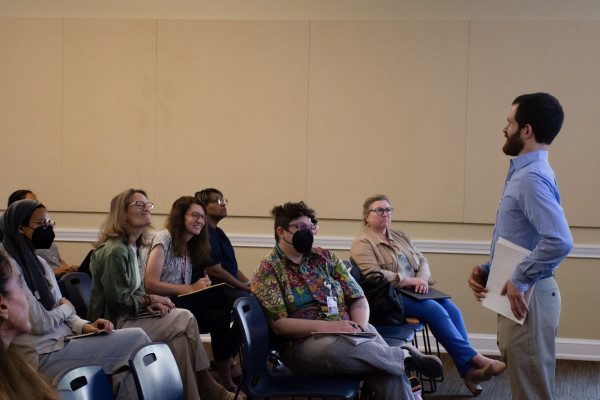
[173,282,233,309]
[398,286,451,300]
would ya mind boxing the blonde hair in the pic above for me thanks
[95,189,151,247]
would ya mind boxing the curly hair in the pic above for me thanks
[270,201,317,243]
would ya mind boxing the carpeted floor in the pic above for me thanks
[426,353,600,400]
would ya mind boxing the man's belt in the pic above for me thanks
[539,270,555,280]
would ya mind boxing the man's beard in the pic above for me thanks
[503,132,524,156]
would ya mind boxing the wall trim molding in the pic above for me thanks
[55,229,600,259]
[435,333,600,362]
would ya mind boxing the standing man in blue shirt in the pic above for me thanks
[468,93,573,400]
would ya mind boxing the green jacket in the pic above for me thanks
[87,237,145,325]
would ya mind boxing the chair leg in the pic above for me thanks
[419,324,446,394]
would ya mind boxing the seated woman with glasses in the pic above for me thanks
[87,189,236,400]
[0,249,61,400]
[350,194,506,396]
[0,199,151,400]
[143,196,242,394]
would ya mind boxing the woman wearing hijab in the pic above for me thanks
[0,199,150,400]
[87,189,236,400]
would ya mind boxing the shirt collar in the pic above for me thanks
[365,225,393,245]
[510,150,548,172]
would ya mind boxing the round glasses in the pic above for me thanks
[130,201,154,210]
[368,207,394,216]
[288,222,319,234]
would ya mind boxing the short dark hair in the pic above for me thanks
[512,92,564,145]
[270,201,317,243]
[194,188,223,210]
[8,190,33,207]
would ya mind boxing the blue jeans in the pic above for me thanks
[402,296,477,376]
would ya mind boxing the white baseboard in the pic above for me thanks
[419,332,600,362]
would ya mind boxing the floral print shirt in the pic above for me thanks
[251,245,364,326]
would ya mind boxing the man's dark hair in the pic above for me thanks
[512,92,564,145]
[270,201,318,243]
[194,188,223,209]
[8,190,33,207]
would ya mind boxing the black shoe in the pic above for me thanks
[401,344,443,378]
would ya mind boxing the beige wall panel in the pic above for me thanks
[61,19,157,212]
[5,0,600,21]
[307,21,469,221]
[155,21,309,215]
[0,18,62,206]
[412,253,600,338]
[465,20,600,227]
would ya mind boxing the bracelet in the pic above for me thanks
[144,294,151,308]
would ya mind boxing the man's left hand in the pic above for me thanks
[501,280,529,320]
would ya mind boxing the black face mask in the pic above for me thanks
[290,229,314,254]
[30,226,55,249]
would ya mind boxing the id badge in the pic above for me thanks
[327,296,339,316]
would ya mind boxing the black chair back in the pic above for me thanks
[60,272,92,316]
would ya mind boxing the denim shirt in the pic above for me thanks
[482,150,573,291]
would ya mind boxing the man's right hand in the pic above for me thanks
[467,265,489,302]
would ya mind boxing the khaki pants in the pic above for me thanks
[497,277,560,400]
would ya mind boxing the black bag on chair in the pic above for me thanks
[360,271,405,326]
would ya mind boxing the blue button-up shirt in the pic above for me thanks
[481,150,573,292]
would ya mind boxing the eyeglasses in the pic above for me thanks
[130,201,154,210]
[30,219,55,229]
[188,212,207,221]
[368,207,394,216]
[288,222,319,234]
[207,198,228,206]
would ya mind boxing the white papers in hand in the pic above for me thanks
[482,237,534,325]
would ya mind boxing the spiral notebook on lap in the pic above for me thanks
[398,287,451,300]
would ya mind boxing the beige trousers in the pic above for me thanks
[497,276,560,400]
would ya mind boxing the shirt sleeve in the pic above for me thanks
[330,252,364,303]
[97,245,144,316]
[12,258,86,335]
[251,262,288,325]
[511,171,573,290]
